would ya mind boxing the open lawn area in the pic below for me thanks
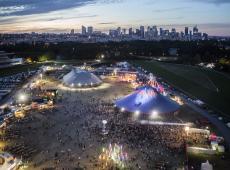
[188,152,230,170]
[132,60,230,116]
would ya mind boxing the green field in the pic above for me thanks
[188,152,230,170]
[132,60,230,116]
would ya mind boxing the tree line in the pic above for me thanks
[1,40,230,71]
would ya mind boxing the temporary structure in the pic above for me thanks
[201,160,213,170]
[115,86,180,114]
[63,68,102,87]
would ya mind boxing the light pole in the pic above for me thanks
[40,73,43,80]
[102,120,108,135]
[185,126,190,136]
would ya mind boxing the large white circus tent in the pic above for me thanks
[63,68,102,87]
[115,86,180,114]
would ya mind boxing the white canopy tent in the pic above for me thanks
[63,68,102,88]
[201,160,213,170]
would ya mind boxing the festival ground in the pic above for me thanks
[0,76,228,170]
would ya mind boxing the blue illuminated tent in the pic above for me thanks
[115,86,180,114]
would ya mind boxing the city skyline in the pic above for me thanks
[0,0,230,36]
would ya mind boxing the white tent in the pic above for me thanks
[63,68,102,88]
[201,160,213,170]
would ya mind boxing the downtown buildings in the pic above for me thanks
[0,25,212,44]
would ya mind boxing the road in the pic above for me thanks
[185,100,230,149]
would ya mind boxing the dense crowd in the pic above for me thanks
[1,78,208,170]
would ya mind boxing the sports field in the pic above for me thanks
[132,60,230,116]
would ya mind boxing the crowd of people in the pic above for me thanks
[1,76,208,170]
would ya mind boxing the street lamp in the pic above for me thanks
[102,120,108,135]
[18,93,27,103]
[185,126,190,136]
[40,73,43,80]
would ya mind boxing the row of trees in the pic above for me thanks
[0,40,230,69]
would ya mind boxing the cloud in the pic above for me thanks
[0,0,97,16]
[0,14,98,25]
[0,0,127,16]
[152,7,189,13]
[0,5,29,15]
[98,22,116,25]
[192,0,230,4]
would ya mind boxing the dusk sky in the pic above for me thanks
[0,0,230,36]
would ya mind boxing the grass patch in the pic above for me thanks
[132,60,230,116]
[188,152,230,170]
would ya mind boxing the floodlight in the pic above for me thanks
[185,126,190,131]
[150,110,158,119]
[134,110,140,116]
[102,120,108,125]
[18,93,27,103]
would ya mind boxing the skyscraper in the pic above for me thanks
[122,29,126,35]
[193,25,198,34]
[152,26,158,37]
[82,26,86,35]
[129,28,133,36]
[117,27,121,36]
[88,26,93,35]
[140,26,145,38]
[171,28,176,33]
[189,30,192,39]
[185,27,189,36]
[160,28,163,36]
[70,29,74,35]
[136,29,140,36]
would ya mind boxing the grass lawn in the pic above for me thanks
[132,60,230,116]
[188,152,230,170]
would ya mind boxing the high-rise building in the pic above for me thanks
[82,26,86,35]
[160,28,163,36]
[165,30,169,36]
[136,29,140,36]
[140,26,145,38]
[152,26,158,37]
[70,29,74,35]
[88,26,93,35]
[185,27,189,36]
[203,33,208,40]
[117,27,121,36]
[171,28,176,33]
[129,28,133,36]
[122,29,126,35]
[109,29,118,37]
[193,25,198,34]
[189,30,192,39]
